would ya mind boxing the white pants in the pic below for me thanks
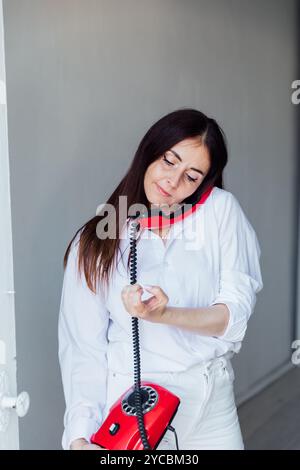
[103,355,244,450]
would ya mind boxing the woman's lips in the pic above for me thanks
[155,183,171,197]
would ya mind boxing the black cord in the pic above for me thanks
[129,219,152,450]
[129,217,179,451]
[167,425,180,450]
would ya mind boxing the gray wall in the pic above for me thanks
[3,0,298,449]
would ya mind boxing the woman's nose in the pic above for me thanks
[167,172,181,188]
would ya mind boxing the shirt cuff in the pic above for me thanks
[62,415,101,450]
[212,300,249,343]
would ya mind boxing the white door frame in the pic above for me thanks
[0,0,19,450]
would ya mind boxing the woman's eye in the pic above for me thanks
[163,155,173,166]
[163,155,198,183]
[186,175,197,183]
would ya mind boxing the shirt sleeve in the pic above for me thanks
[210,190,263,343]
[58,232,110,450]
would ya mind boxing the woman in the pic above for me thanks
[58,108,263,450]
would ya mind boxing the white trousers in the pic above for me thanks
[103,355,244,450]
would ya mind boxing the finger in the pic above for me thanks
[145,285,168,302]
[143,286,163,301]
[131,283,143,291]
[121,284,141,298]
[143,296,157,308]
[123,294,143,315]
[144,285,160,293]
[133,291,142,306]
[125,284,143,295]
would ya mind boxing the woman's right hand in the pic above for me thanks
[70,438,106,450]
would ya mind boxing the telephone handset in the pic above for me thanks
[90,186,214,450]
[137,185,214,230]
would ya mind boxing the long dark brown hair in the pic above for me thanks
[63,108,228,295]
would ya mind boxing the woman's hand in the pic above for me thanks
[121,283,169,323]
[70,438,106,450]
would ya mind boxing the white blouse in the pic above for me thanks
[58,186,263,449]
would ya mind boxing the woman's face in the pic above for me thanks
[144,137,211,209]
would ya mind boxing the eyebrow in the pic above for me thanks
[168,149,205,176]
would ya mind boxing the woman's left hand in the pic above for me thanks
[121,284,169,323]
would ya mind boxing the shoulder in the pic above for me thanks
[210,186,243,217]
[68,228,84,259]
[64,228,85,279]
[210,187,257,234]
